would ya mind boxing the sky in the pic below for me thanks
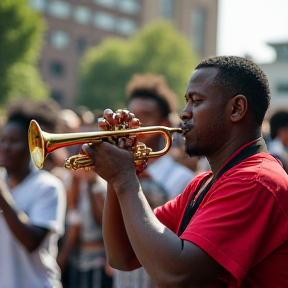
[217,0,288,63]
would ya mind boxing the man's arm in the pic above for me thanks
[114,176,223,287]
[83,141,224,287]
[103,183,141,270]
[0,181,48,252]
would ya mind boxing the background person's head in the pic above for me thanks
[0,100,32,173]
[0,98,61,173]
[269,110,288,147]
[126,73,179,150]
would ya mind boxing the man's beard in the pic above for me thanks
[185,144,204,158]
[184,128,223,158]
[185,133,207,157]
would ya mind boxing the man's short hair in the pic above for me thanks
[196,56,271,125]
[126,73,178,120]
[269,110,288,139]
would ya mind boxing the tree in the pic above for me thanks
[77,20,199,113]
[0,0,48,107]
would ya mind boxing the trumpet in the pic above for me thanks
[28,120,182,171]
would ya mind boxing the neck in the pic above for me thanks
[207,130,262,175]
[6,166,32,189]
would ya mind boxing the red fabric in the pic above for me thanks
[154,147,288,287]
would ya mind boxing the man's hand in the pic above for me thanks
[81,140,137,190]
[81,108,152,175]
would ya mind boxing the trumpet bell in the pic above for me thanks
[29,120,46,169]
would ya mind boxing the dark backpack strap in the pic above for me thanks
[177,138,267,236]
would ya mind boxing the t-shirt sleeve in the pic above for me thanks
[29,176,66,236]
[154,194,184,233]
[180,174,276,283]
[154,173,210,233]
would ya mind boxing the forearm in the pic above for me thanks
[57,224,79,271]
[103,183,140,270]
[0,184,48,252]
[114,178,194,287]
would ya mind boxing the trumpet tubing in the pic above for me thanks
[28,120,182,170]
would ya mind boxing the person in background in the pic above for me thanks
[267,110,288,173]
[34,98,69,172]
[261,116,272,145]
[82,56,288,287]
[56,108,82,159]
[57,113,113,288]
[0,98,67,288]
[126,73,195,201]
[57,170,113,288]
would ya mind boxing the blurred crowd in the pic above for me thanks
[0,73,287,288]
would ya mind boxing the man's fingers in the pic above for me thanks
[88,139,103,148]
[81,141,101,155]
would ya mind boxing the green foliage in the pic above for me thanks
[6,63,48,101]
[0,0,48,106]
[77,20,199,112]
[79,39,136,111]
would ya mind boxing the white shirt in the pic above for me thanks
[146,154,195,200]
[0,168,66,288]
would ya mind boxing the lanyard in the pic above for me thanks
[177,138,267,236]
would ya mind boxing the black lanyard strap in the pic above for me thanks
[177,138,267,236]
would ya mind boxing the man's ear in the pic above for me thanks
[230,94,248,122]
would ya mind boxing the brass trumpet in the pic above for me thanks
[28,120,182,170]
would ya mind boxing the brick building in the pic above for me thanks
[29,0,218,108]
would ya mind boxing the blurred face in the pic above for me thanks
[180,67,230,158]
[279,127,288,147]
[128,97,167,148]
[128,97,164,127]
[0,122,31,171]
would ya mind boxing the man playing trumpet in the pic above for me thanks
[81,55,288,288]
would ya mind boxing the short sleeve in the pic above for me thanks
[154,172,211,234]
[29,174,67,236]
[180,174,277,282]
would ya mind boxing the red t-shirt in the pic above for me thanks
[154,144,288,287]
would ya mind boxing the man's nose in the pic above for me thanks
[180,106,192,122]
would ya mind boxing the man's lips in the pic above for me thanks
[180,123,193,136]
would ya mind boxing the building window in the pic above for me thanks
[76,38,87,55]
[93,0,116,8]
[73,6,92,25]
[48,1,71,19]
[93,12,115,31]
[50,30,70,49]
[29,0,46,11]
[191,7,206,57]
[50,61,65,77]
[116,18,137,35]
[51,90,64,106]
[118,0,140,14]
[160,0,174,18]
[276,83,288,94]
